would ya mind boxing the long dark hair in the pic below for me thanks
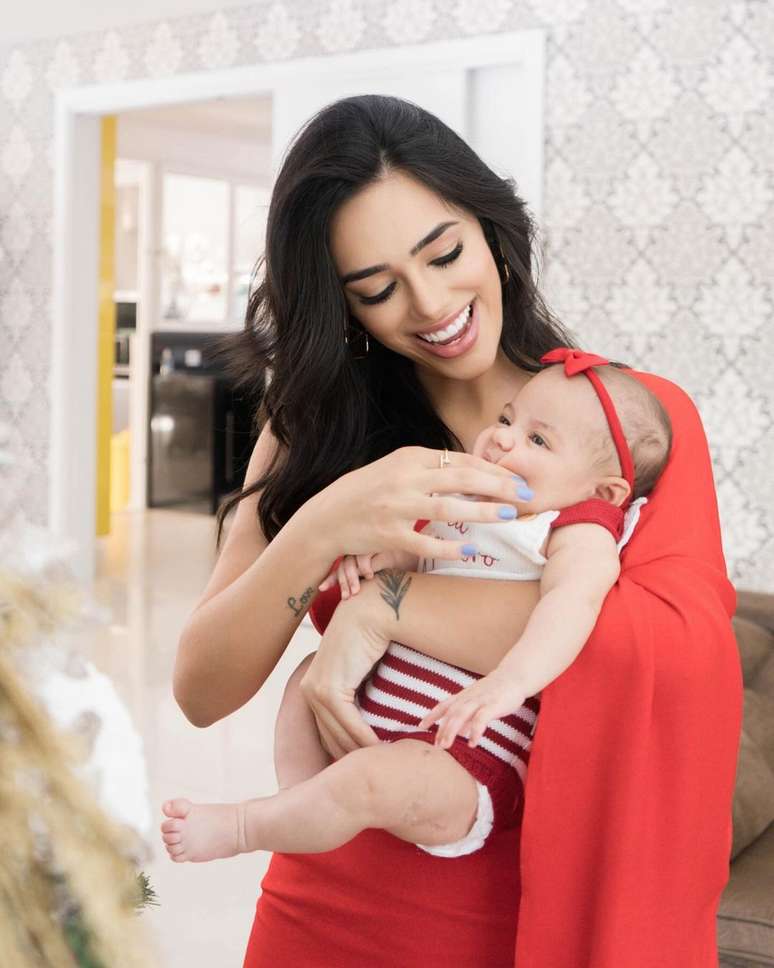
[215,94,573,545]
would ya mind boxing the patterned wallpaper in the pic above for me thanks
[0,0,771,589]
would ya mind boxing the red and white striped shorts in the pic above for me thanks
[356,642,540,832]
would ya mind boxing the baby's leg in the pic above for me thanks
[161,739,478,862]
[274,652,332,789]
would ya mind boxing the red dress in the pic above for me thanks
[242,372,742,968]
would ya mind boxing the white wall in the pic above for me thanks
[2,0,252,46]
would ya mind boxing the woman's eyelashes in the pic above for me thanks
[357,242,464,306]
[361,284,394,306]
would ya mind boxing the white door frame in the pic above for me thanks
[51,30,545,580]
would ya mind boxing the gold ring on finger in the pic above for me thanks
[439,448,451,469]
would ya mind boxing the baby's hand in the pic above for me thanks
[417,667,529,750]
[318,553,378,600]
[318,550,418,600]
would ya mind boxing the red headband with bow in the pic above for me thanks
[540,347,634,509]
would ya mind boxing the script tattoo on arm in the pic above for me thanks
[376,569,412,621]
[287,586,315,617]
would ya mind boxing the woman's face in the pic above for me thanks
[329,170,504,380]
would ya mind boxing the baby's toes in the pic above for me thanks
[162,798,192,819]
[162,831,182,845]
[167,843,187,862]
[161,817,183,834]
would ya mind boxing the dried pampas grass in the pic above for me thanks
[0,565,155,968]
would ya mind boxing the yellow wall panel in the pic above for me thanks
[96,116,116,536]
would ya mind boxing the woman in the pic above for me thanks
[172,95,742,967]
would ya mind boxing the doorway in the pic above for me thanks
[51,29,546,579]
[108,98,272,525]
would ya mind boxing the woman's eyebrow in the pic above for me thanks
[340,221,459,285]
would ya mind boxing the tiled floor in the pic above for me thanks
[86,508,319,968]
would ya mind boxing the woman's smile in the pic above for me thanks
[413,298,480,359]
[414,300,472,342]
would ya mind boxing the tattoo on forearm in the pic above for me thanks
[377,569,412,621]
[287,586,315,617]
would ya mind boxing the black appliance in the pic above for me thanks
[115,300,137,330]
[148,331,257,514]
[114,300,136,368]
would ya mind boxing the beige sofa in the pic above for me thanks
[718,590,774,966]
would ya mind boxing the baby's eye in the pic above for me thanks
[497,415,511,426]
[529,432,547,447]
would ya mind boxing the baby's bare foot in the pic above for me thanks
[160,797,247,863]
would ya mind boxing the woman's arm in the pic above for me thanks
[300,570,540,757]
[304,525,613,756]
[351,570,541,675]
[174,431,526,727]
[301,572,539,759]
[173,423,338,727]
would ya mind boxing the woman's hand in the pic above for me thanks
[299,579,389,760]
[418,666,529,750]
[307,446,533,564]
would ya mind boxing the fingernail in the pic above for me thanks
[498,506,517,520]
[461,543,477,556]
[516,483,534,500]
[511,474,526,484]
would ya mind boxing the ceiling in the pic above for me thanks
[125,95,273,142]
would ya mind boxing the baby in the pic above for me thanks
[161,351,672,862]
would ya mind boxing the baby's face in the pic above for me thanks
[473,367,620,513]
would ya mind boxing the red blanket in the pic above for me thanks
[515,371,742,967]
[304,370,742,966]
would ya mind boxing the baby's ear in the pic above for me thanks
[594,476,631,508]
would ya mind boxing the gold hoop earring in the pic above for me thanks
[494,239,510,286]
[345,323,370,359]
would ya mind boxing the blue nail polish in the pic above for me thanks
[511,475,533,500]
[461,543,477,556]
[498,506,517,520]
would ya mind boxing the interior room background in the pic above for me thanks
[0,0,772,588]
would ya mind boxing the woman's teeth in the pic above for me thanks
[417,303,472,345]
